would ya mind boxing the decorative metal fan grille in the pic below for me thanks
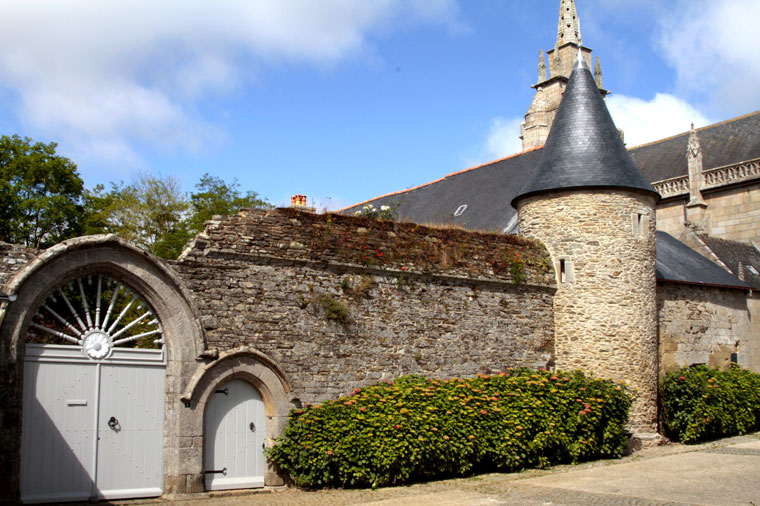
[27,274,163,359]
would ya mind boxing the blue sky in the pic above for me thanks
[1,0,758,210]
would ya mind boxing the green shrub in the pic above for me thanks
[317,294,349,324]
[660,364,760,443]
[267,369,631,489]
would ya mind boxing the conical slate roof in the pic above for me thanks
[512,55,658,208]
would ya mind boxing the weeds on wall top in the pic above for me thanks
[353,204,394,220]
[510,252,526,284]
[282,207,555,286]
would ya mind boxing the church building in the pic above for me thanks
[0,1,758,503]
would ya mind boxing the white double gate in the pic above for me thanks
[20,344,165,504]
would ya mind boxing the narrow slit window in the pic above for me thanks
[632,212,647,237]
[559,259,574,284]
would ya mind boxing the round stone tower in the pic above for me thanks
[512,52,660,437]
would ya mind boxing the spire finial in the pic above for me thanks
[538,49,547,81]
[594,56,603,88]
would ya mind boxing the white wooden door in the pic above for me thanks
[96,361,165,500]
[20,345,165,504]
[204,380,266,491]
[20,356,97,503]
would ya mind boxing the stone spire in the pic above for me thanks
[686,123,708,225]
[557,0,582,47]
[538,50,547,82]
[521,0,607,151]
[594,56,603,88]
[687,123,705,203]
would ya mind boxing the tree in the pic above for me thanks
[82,172,271,260]
[0,135,85,248]
[187,173,271,234]
[100,173,191,259]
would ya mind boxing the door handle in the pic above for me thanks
[249,422,256,432]
[108,416,121,431]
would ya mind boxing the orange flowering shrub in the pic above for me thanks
[267,369,631,488]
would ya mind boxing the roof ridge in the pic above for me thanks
[628,110,760,151]
[336,146,544,213]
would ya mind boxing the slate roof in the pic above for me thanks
[343,111,759,227]
[339,71,758,292]
[696,235,760,290]
[512,56,657,207]
[655,232,750,290]
[348,148,543,232]
[629,110,760,182]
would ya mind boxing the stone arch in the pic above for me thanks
[0,234,205,360]
[0,234,207,500]
[180,347,293,487]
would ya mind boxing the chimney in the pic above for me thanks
[290,194,315,213]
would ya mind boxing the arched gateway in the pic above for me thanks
[0,236,208,503]
[21,272,167,502]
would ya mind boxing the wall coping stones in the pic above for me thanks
[178,208,557,289]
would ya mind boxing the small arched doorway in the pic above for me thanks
[204,379,267,490]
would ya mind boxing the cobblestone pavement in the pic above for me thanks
[99,433,760,506]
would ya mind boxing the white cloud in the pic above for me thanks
[657,0,760,114]
[0,0,462,175]
[475,116,525,164]
[476,95,710,164]
[607,93,712,147]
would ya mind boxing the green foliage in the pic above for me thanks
[267,369,631,489]
[83,172,270,259]
[660,365,760,443]
[317,294,349,324]
[0,134,85,248]
[0,134,272,258]
[187,173,271,234]
[93,173,192,259]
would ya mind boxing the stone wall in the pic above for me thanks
[518,190,659,435]
[749,294,760,374]
[654,199,686,238]
[0,242,37,288]
[655,182,760,244]
[173,208,557,404]
[0,242,37,498]
[658,282,753,373]
[704,183,760,243]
